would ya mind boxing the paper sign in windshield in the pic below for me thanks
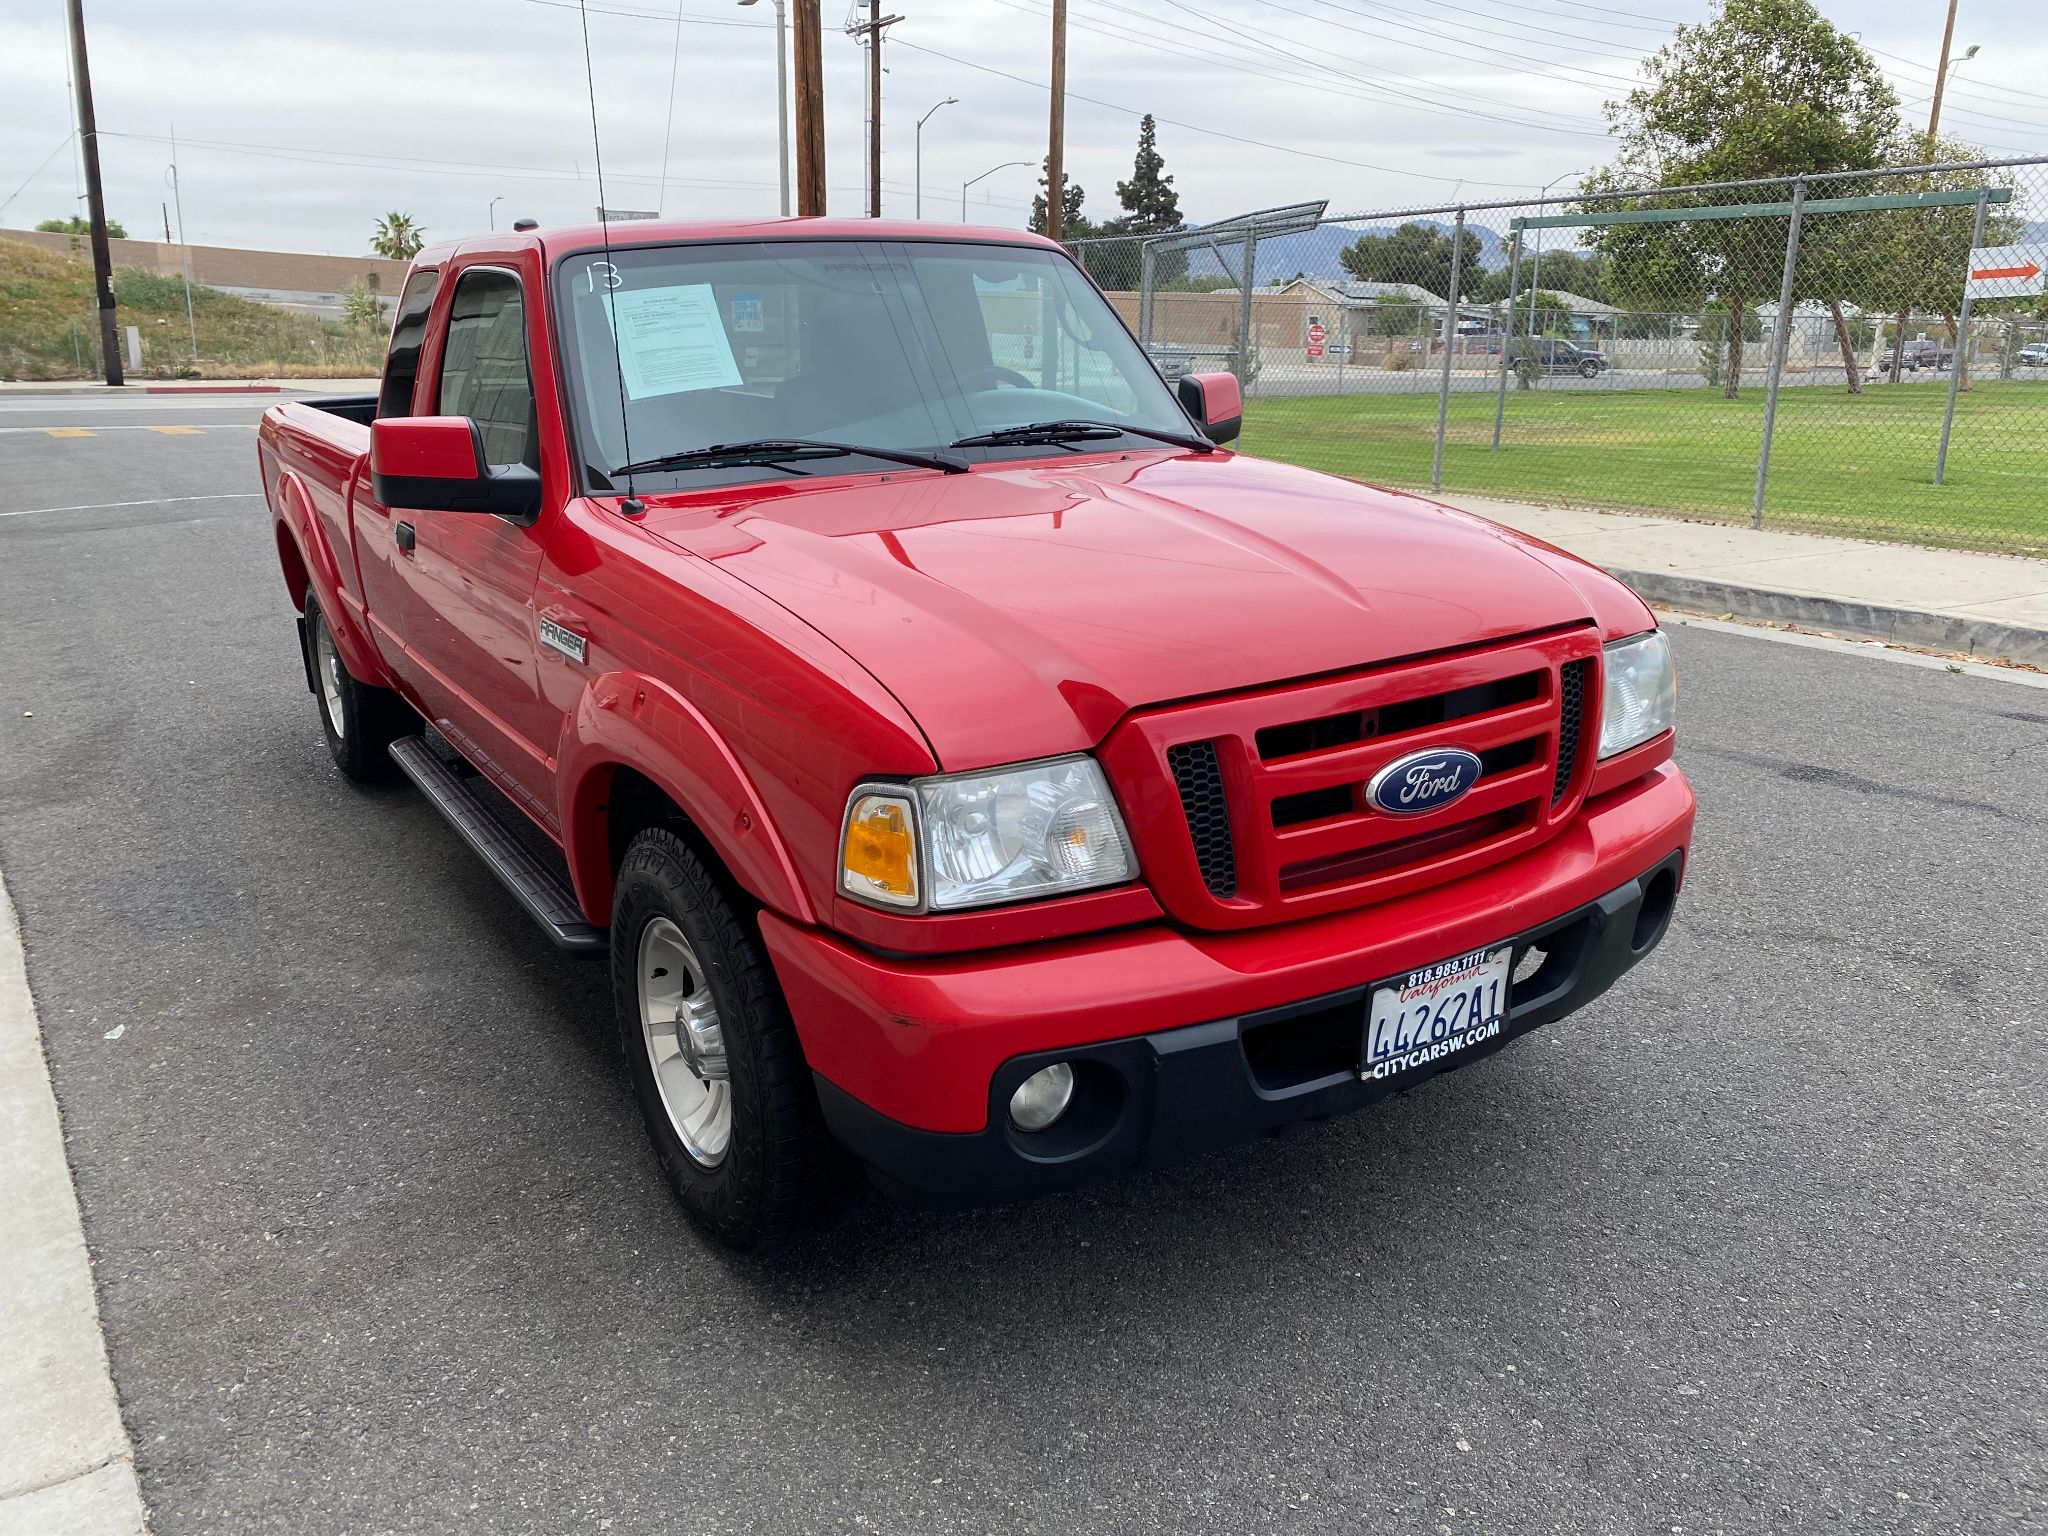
[606,284,742,398]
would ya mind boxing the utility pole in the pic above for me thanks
[65,0,122,385]
[1888,0,1966,383]
[1045,0,1067,241]
[848,0,901,217]
[1926,0,1962,146]
[792,0,826,215]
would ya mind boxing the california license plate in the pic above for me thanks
[1361,945,1512,1082]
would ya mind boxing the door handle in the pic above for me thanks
[395,521,416,554]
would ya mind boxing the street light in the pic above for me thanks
[914,97,957,220]
[1525,166,1592,345]
[738,0,792,217]
[488,194,504,231]
[962,159,1031,223]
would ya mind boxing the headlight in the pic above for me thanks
[839,755,1136,912]
[1598,629,1676,759]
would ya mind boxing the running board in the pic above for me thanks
[387,736,608,956]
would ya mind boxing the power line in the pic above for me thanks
[99,128,1026,208]
[887,36,1547,186]
[1262,0,1655,93]
[507,0,774,25]
[0,132,78,220]
[1098,0,1624,130]
[1022,0,1608,136]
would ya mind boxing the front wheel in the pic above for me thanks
[305,598,410,782]
[613,828,851,1251]
[1579,359,1601,378]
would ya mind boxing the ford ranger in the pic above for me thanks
[259,219,1694,1251]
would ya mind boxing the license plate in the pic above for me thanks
[1361,945,1512,1082]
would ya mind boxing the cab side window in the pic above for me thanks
[376,269,439,418]
[435,268,537,469]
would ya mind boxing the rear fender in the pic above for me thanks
[557,672,813,929]
[271,468,394,690]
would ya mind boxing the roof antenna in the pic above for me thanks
[578,0,644,517]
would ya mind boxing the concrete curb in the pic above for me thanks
[0,880,147,1535]
[1612,568,2048,668]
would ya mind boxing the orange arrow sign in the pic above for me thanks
[1971,261,2042,281]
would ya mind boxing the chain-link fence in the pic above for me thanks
[1071,156,2048,558]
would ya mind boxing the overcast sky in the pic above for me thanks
[2,0,2044,255]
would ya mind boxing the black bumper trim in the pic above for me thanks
[814,849,1685,1204]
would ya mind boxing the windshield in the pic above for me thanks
[552,239,1196,488]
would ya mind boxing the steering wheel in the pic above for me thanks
[958,364,1034,391]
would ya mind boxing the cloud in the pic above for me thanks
[1,0,2042,256]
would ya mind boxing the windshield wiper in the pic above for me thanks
[950,419,1213,453]
[612,438,967,479]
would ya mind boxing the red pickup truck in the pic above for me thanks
[260,218,1693,1250]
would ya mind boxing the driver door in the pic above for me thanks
[383,263,558,820]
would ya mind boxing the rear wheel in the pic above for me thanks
[613,827,851,1251]
[306,598,410,782]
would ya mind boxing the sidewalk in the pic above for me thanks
[1440,496,2048,667]
[0,886,146,1536]
[0,377,379,395]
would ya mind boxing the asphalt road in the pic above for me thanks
[1,397,2044,1536]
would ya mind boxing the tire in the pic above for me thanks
[305,598,411,782]
[613,827,850,1252]
[1578,359,1600,378]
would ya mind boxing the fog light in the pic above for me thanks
[1008,1062,1076,1132]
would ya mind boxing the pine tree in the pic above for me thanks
[1112,115,1180,235]
[1028,159,1092,239]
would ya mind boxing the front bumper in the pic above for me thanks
[764,762,1692,1198]
[808,846,1682,1202]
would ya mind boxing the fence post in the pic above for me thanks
[1432,207,1466,492]
[1236,225,1256,394]
[1138,241,1156,345]
[1935,187,1991,485]
[1491,220,1525,450]
[1751,176,1805,528]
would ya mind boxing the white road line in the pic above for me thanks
[0,492,263,521]
[0,879,148,1533]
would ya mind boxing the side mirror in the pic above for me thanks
[370,416,541,521]
[1177,372,1242,446]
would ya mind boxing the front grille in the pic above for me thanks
[1168,739,1238,898]
[1553,658,1590,803]
[1108,629,1602,930]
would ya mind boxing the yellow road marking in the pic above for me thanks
[42,427,94,439]
[147,425,204,436]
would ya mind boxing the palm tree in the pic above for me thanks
[369,212,423,261]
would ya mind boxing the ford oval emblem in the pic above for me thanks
[1366,747,1483,816]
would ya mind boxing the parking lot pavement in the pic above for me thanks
[1,411,2044,1535]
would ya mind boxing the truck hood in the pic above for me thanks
[645,451,1598,769]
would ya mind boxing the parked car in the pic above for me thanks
[2016,342,2048,368]
[1509,337,1611,378]
[1145,341,1195,381]
[259,219,1693,1250]
[1885,339,1953,374]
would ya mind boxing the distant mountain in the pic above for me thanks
[1183,217,1517,286]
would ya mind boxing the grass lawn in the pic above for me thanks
[1242,380,2048,557]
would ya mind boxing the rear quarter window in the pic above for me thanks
[376,269,441,418]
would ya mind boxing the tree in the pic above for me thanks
[1852,138,2021,390]
[370,211,424,261]
[1476,249,1609,306]
[37,214,128,238]
[1029,161,1094,241]
[1584,0,1898,397]
[1338,222,1482,302]
[341,277,383,329]
[1109,115,1180,234]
